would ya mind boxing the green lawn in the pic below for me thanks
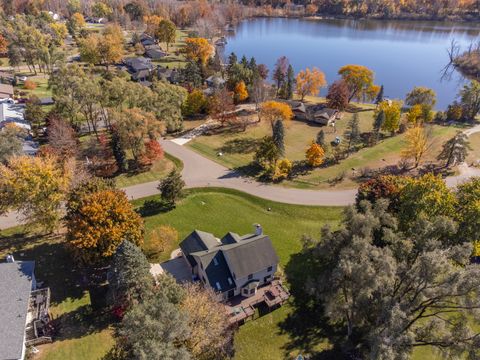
[17,76,52,99]
[114,156,176,188]
[188,108,459,189]
[0,228,114,360]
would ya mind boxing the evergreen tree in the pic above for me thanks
[272,120,285,156]
[316,129,325,147]
[118,289,190,360]
[345,113,361,154]
[109,240,155,308]
[227,52,237,70]
[158,169,185,206]
[437,132,471,167]
[240,55,248,67]
[282,64,295,100]
[375,84,384,104]
[180,61,202,89]
[372,110,385,143]
[111,128,127,172]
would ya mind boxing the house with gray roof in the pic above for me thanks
[179,226,279,301]
[0,257,52,360]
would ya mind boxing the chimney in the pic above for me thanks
[6,254,15,263]
[254,224,263,236]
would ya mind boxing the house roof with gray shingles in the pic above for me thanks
[180,230,279,293]
[0,83,14,99]
[0,261,35,360]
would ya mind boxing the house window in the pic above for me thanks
[213,257,219,266]
[248,274,253,280]
[250,288,255,295]
[267,266,273,272]
[215,282,222,291]
[227,277,233,285]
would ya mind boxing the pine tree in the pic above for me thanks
[437,132,471,167]
[180,61,202,88]
[272,120,285,156]
[282,64,295,100]
[109,240,155,308]
[345,113,361,154]
[227,52,237,69]
[111,128,127,172]
[158,170,185,206]
[316,129,325,147]
[373,110,386,143]
[375,84,384,104]
[240,55,248,67]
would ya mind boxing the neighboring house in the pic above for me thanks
[0,83,14,99]
[286,100,340,126]
[39,97,55,106]
[179,226,279,302]
[123,57,154,83]
[0,102,39,155]
[145,46,167,60]
[205,75,226,89]
[0,256,52,360]
[140,33,156,47]
[157,67,180,84]
[310,106,340,125]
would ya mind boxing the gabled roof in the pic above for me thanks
[191,251,236,292]
[145,48,167,59]
[222,235,279,280]
[0,261,35,360]
[123,57,153,72]
[181,230,279,292]
[0,83,14,98]
[180,230,220,266]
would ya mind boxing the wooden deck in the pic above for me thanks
[224,280,290,325]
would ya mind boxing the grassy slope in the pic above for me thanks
[114,157,176,188]
[188,109,459,189]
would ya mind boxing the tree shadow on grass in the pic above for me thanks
[218,138,261,155]
[136,199,173,217]
[51,304,113,341]
[280,248,347,359]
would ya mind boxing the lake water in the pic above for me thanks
[223,18,480,109]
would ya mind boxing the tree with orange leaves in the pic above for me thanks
[295,67,327,101]
[66,188,144,265]
[306,141,325,167]
[234,81,248,103]
[183,37,213,65]
[259,101,293,131]
[0,34,8,53]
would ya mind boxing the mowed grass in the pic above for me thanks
[0,228,114,360]
[18,76,52,98]
[114,156,176,188]
[135,187,343,266]
[188,108,459,189]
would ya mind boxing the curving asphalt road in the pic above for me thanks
[1,129,479,230]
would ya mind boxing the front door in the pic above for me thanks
[227,289,235,298]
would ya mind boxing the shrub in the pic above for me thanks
[24,80,37,90]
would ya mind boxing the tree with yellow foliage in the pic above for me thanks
[66,189,144,265]
[338,64,377,103]
[306,141,325,167]
[295,67,327,101]
[49,23,68,45]
[272,158,292,181]
[407,104,423,125]
[144,225,178,258]
[259,101,293,131]
[234,80,248,103]
[376,100,403,136]
[401,126,429,168]
[67,12,86,34]
[144,15,163,35]
[183,37,213,65]
[0,155,72,232]
[79,25,124,69]
[181,283,233,359]
[0,34,8,53]
[155,19,176,51]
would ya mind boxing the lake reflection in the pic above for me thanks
[223,18,480,109]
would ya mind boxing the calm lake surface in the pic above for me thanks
[223,18,480,109]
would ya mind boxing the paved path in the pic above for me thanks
[2,124,480,230]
